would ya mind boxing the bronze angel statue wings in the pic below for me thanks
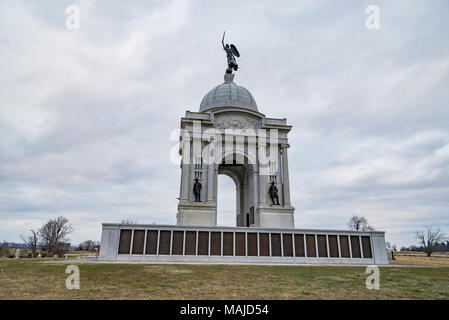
[222,32,240,74]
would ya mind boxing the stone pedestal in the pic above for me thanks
[177,201,217,226]
[257,204,295,228]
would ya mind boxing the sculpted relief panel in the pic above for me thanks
[215,113,259,131]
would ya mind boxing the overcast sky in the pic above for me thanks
[1,0,448,247]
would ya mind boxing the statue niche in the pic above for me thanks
[193,178,202,202]
[269,182,280,205]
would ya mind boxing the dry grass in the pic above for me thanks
[1,258,449,300]
[390,251,449,267]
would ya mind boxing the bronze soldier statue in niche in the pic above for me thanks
[269,182,280,205]
[193,178,202,202]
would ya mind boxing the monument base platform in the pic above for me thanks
[99,223,389,265]
[176,202,216,226]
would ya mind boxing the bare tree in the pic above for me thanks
[39,216,73,256]
[20,229,40,257]
[347,216,374,231]
[0,241,9,257]
[79,240,96,251]
[416,226,446,257]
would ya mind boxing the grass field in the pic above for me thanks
[1,257,449,300]
[391,252,449,267]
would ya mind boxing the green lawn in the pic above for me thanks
[0,258,448,299]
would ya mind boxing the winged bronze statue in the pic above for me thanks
[222,31,240,74]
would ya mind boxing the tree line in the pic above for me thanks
[400,242,449,253]
[347,216,447,257]
[20,216,73,257]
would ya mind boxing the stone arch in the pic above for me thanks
[216,151,257,227]
[216,169,241,226]
[219,148,257,166]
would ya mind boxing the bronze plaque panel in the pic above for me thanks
[259,233,270,256]
[247,233,258,256]
[282,234,293,257]
[294,234,305,257]
[306,234,316,257]
[158,231,171,255]
[118,229,131,254]
[271,233,281,257]
[235,232,246,256]
[361,236,372,258]
[198,231,209,255]
[328,235,339,258]
[339,235,350,258]
[172,231,184,255]
[210,232,221,256]
[223,232,233,256]
[317,235,328,257]
[146,230,158,255]
[350,236,361,258]
[185,231,197,255]
[132,230,145,254]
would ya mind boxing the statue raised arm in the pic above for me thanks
[222,31,240,74]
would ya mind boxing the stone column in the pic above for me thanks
[180,165,188,201]
[281,144,291,205]
[253,166,259,207]
[259,172,267,205]
[180,136,191,201]
[207,145,215,203]
[258,141,268,205]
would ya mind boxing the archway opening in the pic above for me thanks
[216,174,237,226]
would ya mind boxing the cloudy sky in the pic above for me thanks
[1,0,448,247]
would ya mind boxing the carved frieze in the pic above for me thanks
[216,117,258,130]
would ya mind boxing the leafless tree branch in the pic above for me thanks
[416,225,446,257]
[20,229,40,257]
[347,215,374,231]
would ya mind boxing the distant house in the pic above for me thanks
[57,243,71,252]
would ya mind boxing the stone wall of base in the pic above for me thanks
[257,206,295,229]
[100,223,389,265]
[176,203,216,226]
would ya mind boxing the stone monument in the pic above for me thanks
[99,35,388,265]
[176,44,295,228]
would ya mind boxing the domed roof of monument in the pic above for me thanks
[199,74,258,112]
